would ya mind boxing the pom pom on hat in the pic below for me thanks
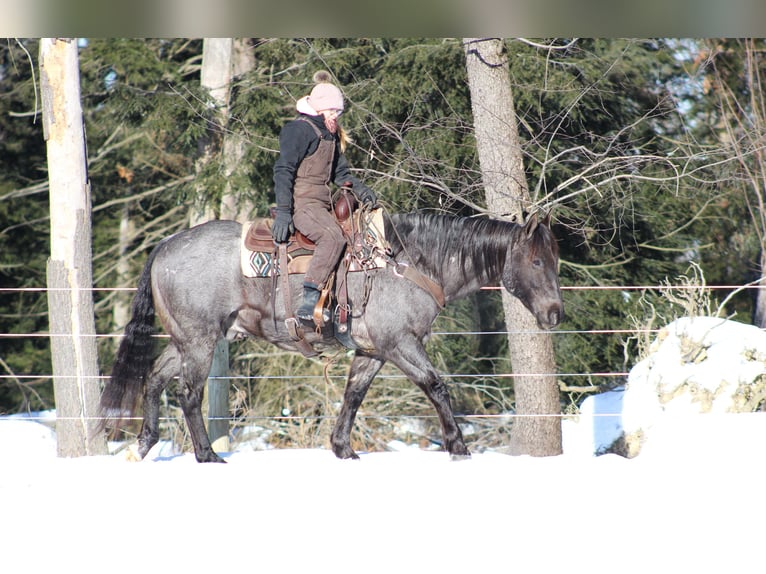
[313,70,333,83]
[306,70,344,113]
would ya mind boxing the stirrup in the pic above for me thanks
[297,305,330,324]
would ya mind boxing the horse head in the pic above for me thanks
[502,212,564,330]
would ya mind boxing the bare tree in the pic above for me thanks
[41,38,107,457]
[705,39,766,327]
[464,37,561,456]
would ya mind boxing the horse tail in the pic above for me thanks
[99,247,160,430]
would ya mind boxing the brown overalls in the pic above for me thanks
[292,118,346,289]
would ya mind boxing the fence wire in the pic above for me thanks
[2,283,764,432]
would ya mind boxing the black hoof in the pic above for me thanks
[197,450,227,463]
[447,441,471,460]
[333,445,360,460]
[137,440,156,460]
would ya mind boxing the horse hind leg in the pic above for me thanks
[138,338,224,463]
[136,343,180,459]
[331,352,385,459]
[175,340,226,463]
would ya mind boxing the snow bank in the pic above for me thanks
[0,412,57,459]
[568,316,766,457]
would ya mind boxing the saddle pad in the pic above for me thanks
[240,208,388,278]
[240,223,311,278]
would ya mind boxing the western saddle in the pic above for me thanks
[243,188,385,356]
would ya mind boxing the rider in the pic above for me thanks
[272,71,377,322]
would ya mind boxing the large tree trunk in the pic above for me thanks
[220,38,256,222]
[464,37,561,456]
[189,38,233,227]
[195,38,239,451]
[195,39,256,450]
[756,248,766,328]
[41,38,107,457]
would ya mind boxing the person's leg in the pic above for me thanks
[293,204,346,321]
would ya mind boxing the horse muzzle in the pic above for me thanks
[537,304,564,330]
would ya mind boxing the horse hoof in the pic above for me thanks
[333,446,360,460]
[197,451,227,463]
[137,441,155,460]
[448,442,471,460]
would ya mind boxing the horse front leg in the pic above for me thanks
[331,352,385,459]
[391,339,470,459]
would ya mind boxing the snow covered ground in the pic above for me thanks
[2,317,765,573]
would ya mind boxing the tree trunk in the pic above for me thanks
[189,38,232,227]
[464,37,562,456]
[754,248,766,328]
[40,37,107,457]
[196,37,236,451]
[112,203,134,352]
[220,38,255,222]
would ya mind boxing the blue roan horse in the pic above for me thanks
[101,212,564,462]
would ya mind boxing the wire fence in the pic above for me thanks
[2,282,762,376]
[2,282,765,445]
[2,283,763,341]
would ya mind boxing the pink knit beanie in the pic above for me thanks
[306,71,344,113]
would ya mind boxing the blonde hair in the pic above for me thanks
[338,125,351,153]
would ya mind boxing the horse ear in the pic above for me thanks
[542,211,552,227]
[523,212,539,237]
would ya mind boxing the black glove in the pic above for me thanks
[271,209,294,243]
[358,186,377,208]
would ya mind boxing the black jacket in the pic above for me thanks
[272,113,370,211]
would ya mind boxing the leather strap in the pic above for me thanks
[394,261,446,308]
[335,251,353,332]
[278,243,317,358]
[314,276,333,327]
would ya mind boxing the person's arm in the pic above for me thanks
[273,120,313,212]
[271,120,312,242]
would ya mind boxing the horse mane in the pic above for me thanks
[386,212,520,285]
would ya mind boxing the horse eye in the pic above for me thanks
[532,258,543,267]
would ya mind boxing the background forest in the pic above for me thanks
[2,38,765,452]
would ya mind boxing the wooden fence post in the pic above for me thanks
[207,338,230,452]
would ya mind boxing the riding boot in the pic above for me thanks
[296,284,325,322]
